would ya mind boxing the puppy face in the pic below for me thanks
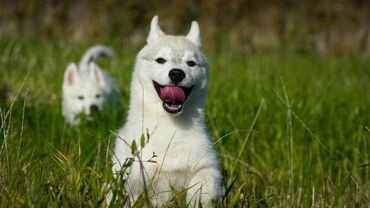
[135,17,209,114]
[62,63,107,122]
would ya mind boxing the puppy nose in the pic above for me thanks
[90,105,99,113]
[169,68,185,83]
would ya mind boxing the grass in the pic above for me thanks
[0,37,369,207]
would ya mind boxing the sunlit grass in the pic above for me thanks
[0,38,369,207]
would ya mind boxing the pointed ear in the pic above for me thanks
[186,21,201,47]
[88,62,105,86]
[147,15,165,44]
[64,63,79,86]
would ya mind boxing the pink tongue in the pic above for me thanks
[160,86,185,103]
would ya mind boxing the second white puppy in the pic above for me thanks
[62,45,122,125]
[112,16,222,207]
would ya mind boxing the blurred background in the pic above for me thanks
[1,1,370,206]
[1,0,370,56]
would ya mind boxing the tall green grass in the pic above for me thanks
[1,38,369,207]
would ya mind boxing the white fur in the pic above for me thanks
[112,16,222,207]
[62,45,121,125]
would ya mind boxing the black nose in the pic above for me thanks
[90,105,99,113]
[169,69,185,83]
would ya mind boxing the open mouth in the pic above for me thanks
[153,81,193,114]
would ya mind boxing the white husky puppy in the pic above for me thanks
[62,45,121,125]
[112,16,222,207]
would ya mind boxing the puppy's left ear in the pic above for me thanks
[89,62,105,86]
[186,21,201,47]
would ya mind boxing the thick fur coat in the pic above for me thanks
[112,16,222,207]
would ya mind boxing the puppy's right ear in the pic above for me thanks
[147,15,165,44]
[63,63,79,86]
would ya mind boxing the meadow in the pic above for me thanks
[0,38,369,207]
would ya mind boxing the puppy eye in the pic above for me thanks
[78,95,84,100]
[96,94,100,98]
[155,57,166,64]
[187,61,197,67]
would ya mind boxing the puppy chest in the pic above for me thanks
[142,139,209,172]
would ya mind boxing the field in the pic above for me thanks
[0,38,369,207]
